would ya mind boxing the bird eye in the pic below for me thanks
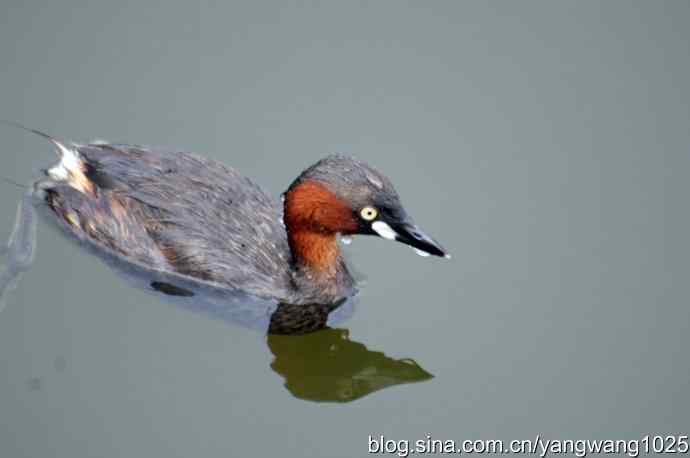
[359,206,378,221]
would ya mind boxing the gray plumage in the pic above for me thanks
[47,144,304,301]
[0,118,448,308]
[1,121,448,333]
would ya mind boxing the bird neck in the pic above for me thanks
[283,179,357,271]
[283,180,357,302]
[287,229,340,274]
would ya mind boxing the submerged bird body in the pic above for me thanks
[13,126,448,307]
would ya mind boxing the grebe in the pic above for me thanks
[3,124,449,308]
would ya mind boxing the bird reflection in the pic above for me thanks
[2,192,433,403]
[268,326,433,402]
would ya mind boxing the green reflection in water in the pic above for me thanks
[268,328,433,403]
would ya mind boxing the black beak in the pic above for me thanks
[392,222,449,258]
[371,216,449,259]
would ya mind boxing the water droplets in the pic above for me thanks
[413,248,431,257]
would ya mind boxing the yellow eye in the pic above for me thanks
[360,206,378,221]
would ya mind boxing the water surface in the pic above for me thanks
[1,1,689,457]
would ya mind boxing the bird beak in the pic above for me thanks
[371,219,450,259]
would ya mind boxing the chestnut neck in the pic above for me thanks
[283,180,357,301]
[287,230,340,274]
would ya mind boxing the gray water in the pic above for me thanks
[1,1,689,457]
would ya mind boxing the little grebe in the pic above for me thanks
[5,123,449,307]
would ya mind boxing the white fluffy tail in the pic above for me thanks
[0,120,91,194]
